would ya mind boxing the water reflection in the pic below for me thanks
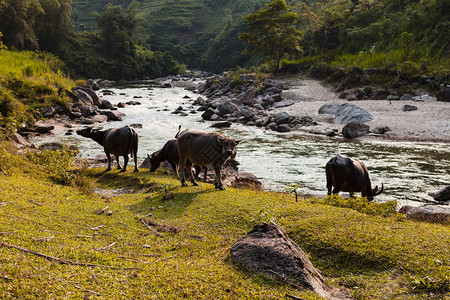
[35,83,449,207]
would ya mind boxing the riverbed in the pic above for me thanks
[35,82,450,207]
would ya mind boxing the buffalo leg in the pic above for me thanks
[105,153,112,171]
[179,156,188,187]
[169,161,179,177]
[202,167,208,182]
[133,153,139,172]
[332,185,341,195]
[188,162,198,186]
[120,154,129,172]
[115,155,122,170]
[214,166,225,190]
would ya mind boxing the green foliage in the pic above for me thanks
[0,149,448,299]
[239,0,303,72]
[312,194,398,217]
[0,50,74,127]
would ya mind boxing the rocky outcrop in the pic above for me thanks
[436,86,450,102]
[429,185,450,202]
[334,103,373,124]
[399,205,450,224]
[342,122,370,138]
[230,223,350,300]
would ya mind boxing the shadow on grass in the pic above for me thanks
[127,185,218,219]
[290,234,395,276]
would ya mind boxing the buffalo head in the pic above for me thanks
[148,153,161,172]
[218,137,240,158]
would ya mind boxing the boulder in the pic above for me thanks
[342,122,370,138]
[41,106,56,118]
[400,94,413,100]
[334,103,373,124]
[318,103,342,115]
[372,126,391,134]
[371,89,389,100]
[100,110,126,121]
[273,99,295,108]
[81,105,97,117]
[241,89,256,106]
[262,115,272,127]
[399,205,450,224]
[12,132,30,148]
[216,100,239,117]
[402,105,418,112]
[201,108,216,120]
[100,100,114,110]
[275,112,290,125]
[436,87,450,102]
[193,97,206,106]
[276,124,291,132]
[211,121,231,128]
[429,185,450,202]
[72,89,94,106]
[35,124,54,134]
[88,114,108,123]
[73,86,102,107]
[240,106,255,119]
[230,223,349,299]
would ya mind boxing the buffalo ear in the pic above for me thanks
[235,139,241,146]
[218,137,225,144]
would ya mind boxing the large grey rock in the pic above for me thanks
[230,223,349,299]
[241,89,256,106]
[72,89,93,106]
[429,185,450,202]
[12,132,30,147]
[318,103,343,115]
[201,108,216,120]
[41,106,56,118]
[216,100,239,117]
[436,87,450,102]
[74,86,103,107]
[334,103,373,124]
[100,110,126,121]
[275,112,290,125]
[100,100,114,110]
[399,205,450,224]
[371,89,389,100]
[276,124,291,132]
[240,106,255,119]
[342,122,370,138]
[35,124,54,134]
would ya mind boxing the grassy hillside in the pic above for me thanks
[0,143,448,299]
[0,50,75,130]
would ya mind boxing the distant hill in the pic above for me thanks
[70,0,449,74]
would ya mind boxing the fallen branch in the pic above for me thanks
[95,241,117,251]
[0,275,12,281]
[140,219,162,236]
[0,242,139,270]
[75,285,101,296]
[34,235,55,242]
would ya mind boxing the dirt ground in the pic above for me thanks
[272,76,450,143]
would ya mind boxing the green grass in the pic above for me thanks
[0,144,449,299]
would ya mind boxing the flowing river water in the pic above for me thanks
[36,82,450,207]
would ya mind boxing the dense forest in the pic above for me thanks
[0,0,449,78]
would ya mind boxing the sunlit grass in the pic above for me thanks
[0,144,448,299]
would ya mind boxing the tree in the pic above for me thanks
[239,0,302,72]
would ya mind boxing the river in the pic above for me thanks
[35,82,450,207]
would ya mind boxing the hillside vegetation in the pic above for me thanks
[0,142,449,299]
[68,0,449,76]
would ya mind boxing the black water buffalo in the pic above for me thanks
[176,128,240,190]
[76,125,139,172]
[148,138,206,180]
[326,154,383,200]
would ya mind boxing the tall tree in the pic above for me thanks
[34,0,73,53]
[239,0,302,72]
[0,0,43,50]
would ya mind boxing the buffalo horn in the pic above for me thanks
[374,183,384,196]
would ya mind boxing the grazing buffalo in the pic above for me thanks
[148,138,206,180]
[76,125,139,172]
[176,128,240,190]
[326,154,383,200]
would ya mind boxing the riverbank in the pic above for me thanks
[270,75,450,143]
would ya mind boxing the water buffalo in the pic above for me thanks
[148,138,206,180]
[76,125,139,172]
[326,154,383,200]
[176,128,240,190]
